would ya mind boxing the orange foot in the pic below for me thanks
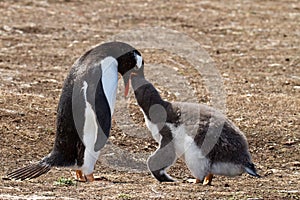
[76,170,88,182]
[203,173,213,186]
[75,170,106,182]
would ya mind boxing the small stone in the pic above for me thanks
[294,86,300,89]
[3,25,12,32]
[291,161,300,167]
[268,146,275,150]
[283,140,297,146]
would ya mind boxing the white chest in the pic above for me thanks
[79,56,118,174]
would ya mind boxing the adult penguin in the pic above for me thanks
[6,42,144,182]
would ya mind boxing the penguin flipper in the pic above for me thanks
[5,162,51,181]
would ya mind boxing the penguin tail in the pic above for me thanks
[5,161,51,181]
[244,162,261,178]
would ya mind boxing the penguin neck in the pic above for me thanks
[131,74,169,120]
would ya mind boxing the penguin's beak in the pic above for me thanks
[123,73,130,97]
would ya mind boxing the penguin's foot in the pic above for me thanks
[84,173,95,182]
[75,170,107,182]
[85,174,109,182]
[203,173,213,186]
[186,178,201,184]
[75,170,87,182]
[75,170,94,182]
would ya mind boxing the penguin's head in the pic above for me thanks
[120,51,144,97]
[95,42,144,96]
[111,43,144,97]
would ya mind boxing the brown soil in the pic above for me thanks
[0,0,299,199]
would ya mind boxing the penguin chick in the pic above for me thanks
[130,68,260,185]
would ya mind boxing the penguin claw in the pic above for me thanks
[203,174,213,186]
[187,175,213,185]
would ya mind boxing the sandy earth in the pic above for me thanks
[0,0,299,199]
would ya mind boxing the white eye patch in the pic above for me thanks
[134,52,143,69]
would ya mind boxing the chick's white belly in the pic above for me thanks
[167,123,210,180]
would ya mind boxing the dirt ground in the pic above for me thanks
[0,0,299,199]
